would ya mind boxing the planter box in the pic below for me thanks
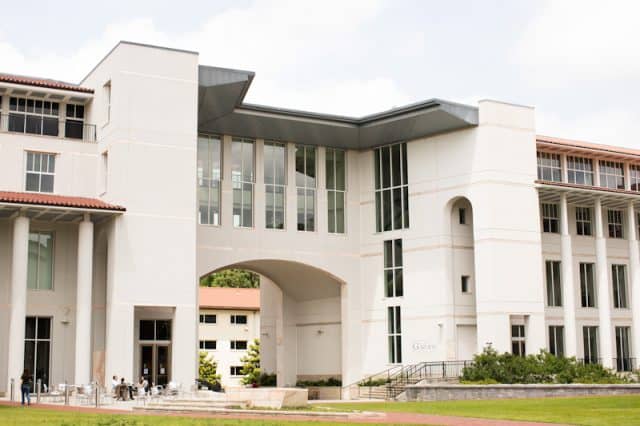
[405,383,640,401]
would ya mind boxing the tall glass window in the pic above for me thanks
[545,260,562,307]
[583,326,599,364]
[27,232,54,290]
[387,306,402,364]
[9,97,59,137]
[326,148,346,234]
[264,141,286,230]
[232,138,255,228]
[548,326,565,357]
[197,135,221,225]
[575,207,592,236]
[384,239,403,297]
[612,264,628,309]
[374,143,409,232]
[567,156,593,186]
[295,145,316,231]
[615,326,632,372]
[541,203,559,233]
[607,209,624,239]
[599,160,625,190]
[24,317,51,390]
[579,262,596,308]
[630,165,640,191]
[537,152,562,182]
[511,325,526,356]
[25,152,55,193]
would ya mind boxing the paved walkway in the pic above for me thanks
[0,400,571,425]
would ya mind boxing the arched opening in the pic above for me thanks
[198,259,343,388]
[447,197,478,360]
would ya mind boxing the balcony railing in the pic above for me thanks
[0,113,96,143]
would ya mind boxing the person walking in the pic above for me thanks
[20,369,32,406]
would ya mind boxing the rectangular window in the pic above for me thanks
[615,326,632,372]
[387,306,402,364]
[580,263,597,308]
[608,209,624,238]
[24,317,51,390]
[197,135,222,225]
[459,208,466,225]
[199,340,216,350]
[575,207,592,236]
[599,160,625,190]
[541,203,559,233]
[537,151,562,182]
[230,315,247,325]
[230,340,248,350]
[27,232,54,290]
[9,97,59,137]
[630,165,640,191]
[104,81,111,125]
[461,275,470,293]
[199,314,216,324]
[296,145,316,231]
[25,152,55,193]
[230,366,243,376]
[549,326,565,357]
[511,325,526,356]
[100,151,108,194]
[567,156,594,186]
[326,148,346,234]
[374,143,409,232]
[64,103,85,140]
[583,326,599,364]
[139,320,171,341]
[612,264,628,309]
[384,239,403,297]
[264,141,286,230]
[232,138,255,227]
[545,260,562,307]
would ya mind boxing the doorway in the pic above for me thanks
[138,319,171,386]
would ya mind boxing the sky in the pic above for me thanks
[1,0,639,147]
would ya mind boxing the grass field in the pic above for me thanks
[321,395,640,426]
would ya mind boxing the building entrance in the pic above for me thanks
[138,320,171,386]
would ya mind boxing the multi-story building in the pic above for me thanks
[0,41,638,399]
[198,287,260,387]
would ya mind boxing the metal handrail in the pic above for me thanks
[0,113,97,142]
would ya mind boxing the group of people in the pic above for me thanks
[111,375,149,401]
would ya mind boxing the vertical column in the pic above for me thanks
[560,194,578,356]
[74,214,94,384]
[287,144,298,231]
[254,139,265,230]
[172,305,197,387]
[221,136,233,228]
[594,198,613,368]
[627,202,640,362]
[317,147,328,234]
[6,215,29,400]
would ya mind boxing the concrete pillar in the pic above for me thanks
[276,292,297,387]
[6,215,29,400]
[74,215,94,384]
[172,305,197,387]
[560,194,578,356]
[627,202,640,361]
[594,198,613,368]
[340,281,363,399]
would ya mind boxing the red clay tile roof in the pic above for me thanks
[0,73,94,94]
[199,287,260,311]
[0,191,125,211]
[537,135,640,159]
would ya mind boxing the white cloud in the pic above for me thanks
[514,0,640,85]
[0,0,411,116]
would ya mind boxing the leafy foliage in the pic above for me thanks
[297,377,343,387]
[462,347,630,384]
[257,373,277,386]
[240,339,261,385]
[200,269,260,288]
[198,351,220,386]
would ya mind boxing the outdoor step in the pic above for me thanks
[144,400,246,408]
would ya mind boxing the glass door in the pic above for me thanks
[24,317,51,390]
[155,345,170,386]
[140,345,153,383]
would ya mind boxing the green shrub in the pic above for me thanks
[358,378,390,387]
[257,373,277,386]
[461,347,630,384]
[198,351,220,386]
[296,377,342,387]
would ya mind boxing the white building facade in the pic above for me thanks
[1,41,638,399]
[198,287,260,387]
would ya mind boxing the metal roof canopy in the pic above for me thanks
[536,182,640,209]
[198,66,478,150]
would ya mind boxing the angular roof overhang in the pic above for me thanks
[536,180,640,209]
[198,66,478,149]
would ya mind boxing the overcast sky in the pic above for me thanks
[1,0,638,147]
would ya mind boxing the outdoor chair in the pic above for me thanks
[164,381,180,399]
[76,384,94,406]
[150,385,162,403]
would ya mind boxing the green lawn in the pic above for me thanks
[0,405,407,426]
[321,395,640,426]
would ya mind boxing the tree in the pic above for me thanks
[200,269,259,288]
[240,339,261,385]
[198,351,220,386]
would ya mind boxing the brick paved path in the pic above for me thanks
[0,400,572,425]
